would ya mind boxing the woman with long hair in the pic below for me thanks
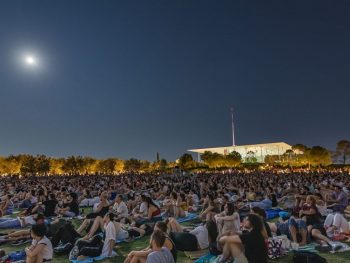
[215,202,240,236]
[218,213,268,263]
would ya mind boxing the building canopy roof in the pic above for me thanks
[188,142,292,154]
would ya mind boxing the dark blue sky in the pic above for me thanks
[1,1,350,161]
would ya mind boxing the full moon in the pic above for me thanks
[25,55,37,66]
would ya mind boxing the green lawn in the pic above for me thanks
[1,214,350,262]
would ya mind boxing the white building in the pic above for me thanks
[188,142,292,163]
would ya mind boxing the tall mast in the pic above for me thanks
[231,107,236,146]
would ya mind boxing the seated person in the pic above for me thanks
[218,214,268,263]
[174,193,188,218]
[124,221,176,263]
[85,191,110,219]
[268,212,307,246]
[199,194,220,221]
[215,202,240,236]
[324,212,350,237]
[57,193,79,217]
[112,194,129,219]
[326,185,348,213]
[19,191,36,209]
[250,207,272,238]
[72,213,117,261]
[0,194,14,217]
[163,192,178,217]
[146,230,175,263]
[134,197,162,226]
[32,193,58,218]
[167,218,217,251]
[25,224,53,263]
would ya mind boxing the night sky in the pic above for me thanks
[1,1,350,161]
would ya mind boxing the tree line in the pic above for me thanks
[177,140,350,170]
[0,155,171,175]
[0,140,348,174]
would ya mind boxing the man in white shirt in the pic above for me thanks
[112,195,128,219]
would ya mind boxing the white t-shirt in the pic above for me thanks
[190,225,209,249]
[192,194,199,205]
[146,247,174,263]
[32,236,53,260]
[19,216,36,227]
[113,201,128,218]
[116,228,129,240]
[101,221,117,258]
[139,202,148,216]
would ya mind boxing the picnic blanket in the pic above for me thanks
[176,213,198,223]
[70,252,117,263]
[194,253,216,263]
[184,249,209,259]
[265,208,284,220]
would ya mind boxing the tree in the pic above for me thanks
[245,151,257,164]
[159,158,168,171]
[61,156,78,174]
[307,146,332,167]
[140,160,151,172]
[97,158,116,174]
[50,158,65,174]
[335,140,350,165]
[264,155,280,165]
[20,155,37,174]
[124,158,141,172]
[178,153,196,170]
[201,151,228,168]
[292,144,310,166]
[0,155,22,174]
[292,144,308,154]
[35,155,51,174]
[114,159,124,173]
[225,151,242,167]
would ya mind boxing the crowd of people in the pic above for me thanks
[0,168,349,263]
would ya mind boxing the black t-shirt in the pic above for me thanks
[43,199,58,217]
[270,193,278,207]
[68,201,79,216]
[239,230,268,263]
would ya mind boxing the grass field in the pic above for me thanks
[2,214,350,262]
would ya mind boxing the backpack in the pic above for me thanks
[293,251,327,263]
[268,237,286,259]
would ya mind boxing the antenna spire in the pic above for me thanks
[231,107,236,146]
